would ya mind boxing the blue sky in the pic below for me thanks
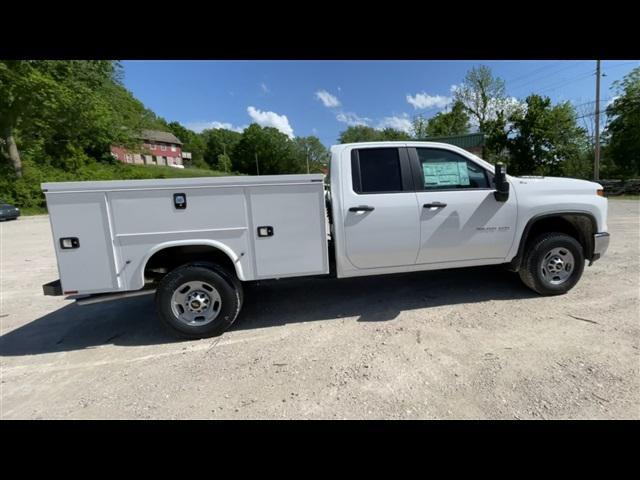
[122,60,640,147]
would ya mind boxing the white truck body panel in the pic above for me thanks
[43,175,328,295]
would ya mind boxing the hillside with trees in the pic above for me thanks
[0,60,329,212]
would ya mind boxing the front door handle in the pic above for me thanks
[349,205,375,212]
[423,202,447,209]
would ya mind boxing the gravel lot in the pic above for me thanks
[1,200,638,419]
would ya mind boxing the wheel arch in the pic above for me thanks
[140,240,246,288]
[510,211,597,271]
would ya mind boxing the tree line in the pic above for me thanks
[165,122,329,175]
[337,65,640,179]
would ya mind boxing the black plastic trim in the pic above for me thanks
[509,211,598,271]
[42,279,62,296]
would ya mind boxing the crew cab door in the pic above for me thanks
[409,147,517,264]
[341,146,420,269]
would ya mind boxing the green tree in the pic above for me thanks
[507,95,587,176]
[0,61,65,176]
[0,60,162,176]
[453,65,509,132]
[216,153,232,172]
[338,125,410,143]
[338,125,381,143]
[424,101,470,137]
[202,128,242,169]
[380,128,412,141]
[604,66,640,177]
[482,110,510,164]
[294,136,329,173]
[234,124,302,175]
[411,114,429,140]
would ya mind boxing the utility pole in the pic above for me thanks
[594,59,601,181]
[306,146,310,174]
[255,151,259,176]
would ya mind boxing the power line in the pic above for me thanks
[535,69,597,95]
[510,61,638,99]
[602,60,640,72]
[505,61,563,86]
[508,61,591,92]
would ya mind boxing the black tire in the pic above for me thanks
[518,232,585,295]
[155,263,243,339]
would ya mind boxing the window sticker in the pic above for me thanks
[423,161,470,187]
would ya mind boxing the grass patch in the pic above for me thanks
[20,207,49,216]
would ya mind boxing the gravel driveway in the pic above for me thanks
[1,200,638,419]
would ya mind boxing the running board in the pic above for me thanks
[73,288,156,306]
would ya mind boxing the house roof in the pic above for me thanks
[424,132,484,149]
[138,129,183,145]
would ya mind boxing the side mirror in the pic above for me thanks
[493,162,510,202]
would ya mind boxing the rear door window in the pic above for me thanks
[351,148,403,194]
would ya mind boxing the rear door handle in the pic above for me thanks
[423,202,447,209]
[349,205,375,212]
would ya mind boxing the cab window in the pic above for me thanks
[416,148,489,190]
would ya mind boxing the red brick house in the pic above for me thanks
[111,130,191,167]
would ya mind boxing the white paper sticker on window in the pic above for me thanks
[423,161,470,187]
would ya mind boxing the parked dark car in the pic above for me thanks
[0,202,20,221]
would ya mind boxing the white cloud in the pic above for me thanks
[336,111,371,126]
[406,92,451,110]
[377,113,413,133]
[260,82,270,94]
[186,121,246,133]
[247,106,294,138]
[315,90,341,108]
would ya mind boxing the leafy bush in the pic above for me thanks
[0,158,227,214]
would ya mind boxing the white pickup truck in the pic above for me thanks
[42,141,610,338]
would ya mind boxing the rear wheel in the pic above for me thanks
[518,232,585,295]
[155,263,243,339]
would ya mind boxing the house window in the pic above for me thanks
[171,145,177,152]
[150,143,156,150]
[160,144,167,151]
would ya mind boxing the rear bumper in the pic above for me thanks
[591,232,610,264]
[42,279,63,296]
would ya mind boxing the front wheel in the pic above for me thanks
[155,264,243,339]
[518,232,585,296]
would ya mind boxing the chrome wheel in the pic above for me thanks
[540,247,575,285]
[170,280,222,326]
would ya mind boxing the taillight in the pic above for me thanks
[597,189,604,197]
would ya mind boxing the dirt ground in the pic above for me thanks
[1,200,638,419]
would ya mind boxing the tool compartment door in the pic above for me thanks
[46,192,119,294]
[249,183,328,279]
